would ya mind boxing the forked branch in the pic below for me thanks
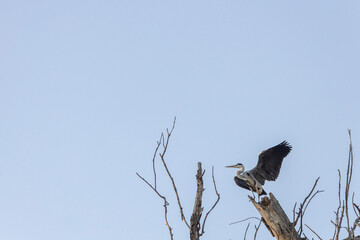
[137,118,220,240]
[331,129,359,240]
[200,166,221,236]
[136,171,173,239]
[158,118,191,229]
[292,177,324,238]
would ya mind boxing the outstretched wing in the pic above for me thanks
[250,141,292,184]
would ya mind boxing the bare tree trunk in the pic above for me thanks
[190,162,204,240]
[249,193,302,240]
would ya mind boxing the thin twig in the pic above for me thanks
[293,177,323,237]
[292,202,297,238]
[136,172,166,200]
[333,169,343,240]
[338,201,345,240]
[298,189,324,237]
[160,129,190,226]
[332,129,356,240]
[294,177,321,228]
[159,117,191,229]
[253,219,262,240]
[354,202,360,217]
[345,129,353,235]
[229,217,262,225]
[135,118,178,239]
[200,166,221,236]
[302,232,309,240]
[303,189,324,214]
[351,216,360,236]
[136,172,174,240]
[305,224,322,240]
[292,202,297,224]
[353,193,359,218]
[244,222,250,240]
[152,134,163,190]
[333,202,345,240]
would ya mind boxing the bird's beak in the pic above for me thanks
[225,165,237,168]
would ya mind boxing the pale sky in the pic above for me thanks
[1,1,360,239]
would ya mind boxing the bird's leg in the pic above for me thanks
[254,181,262,203]
[250,188,256,199]
[245,179,256,200]
[251,180,258,201]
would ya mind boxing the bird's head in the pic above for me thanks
[225,163,245,173]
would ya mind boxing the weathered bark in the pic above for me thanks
[343,237,360,240]
[190,162,204,240]
[249,193,301,240]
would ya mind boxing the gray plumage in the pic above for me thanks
[226,141,292,195]
[249,141,292,185]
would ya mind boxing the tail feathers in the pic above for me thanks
[260,188,267,196]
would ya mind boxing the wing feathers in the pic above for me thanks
[251,141,292,183]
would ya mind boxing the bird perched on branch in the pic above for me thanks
[226,141,292,196]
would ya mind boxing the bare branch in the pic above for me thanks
[337,201,345,240]
[158,117,191,229]
[230,217,262,225]
[333,129,354,240]
[354,202,360,217]
[136,172,165,199]
[353,193,359,218]
[338,170,342,214]
[200,166,221,236]
[190,162,204,240]
[296,188,324,237]
[302,232,309,240]
[305,224,322,240]
[303,189,324,215]
[152,133,163,190]
[244,222,250,240]
[351,193,360,239]
[291,177,323,238]
[136,117,179,239]
[333,169,344,240]
[291,202,297,238]
[351,216,360,237]
[293,177,321,228]
[345,129,354,235]
[292,202,297,223]
[136,172,173,240]
[137,117,222,239]
[253,219,262,240]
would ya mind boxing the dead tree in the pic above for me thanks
[248,178,322,240]
[138,120,359,240]
[136,118,220,240]
[245,130,359,240]
[331,130,360,240]
[249,194,301,240]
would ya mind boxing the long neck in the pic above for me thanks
[236,166,244,177]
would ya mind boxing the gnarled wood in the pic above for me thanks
[190,162,204,240]
[249,193,301,240]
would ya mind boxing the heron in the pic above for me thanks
[226,141,292,196]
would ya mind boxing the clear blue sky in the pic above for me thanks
[1,1,360,239]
